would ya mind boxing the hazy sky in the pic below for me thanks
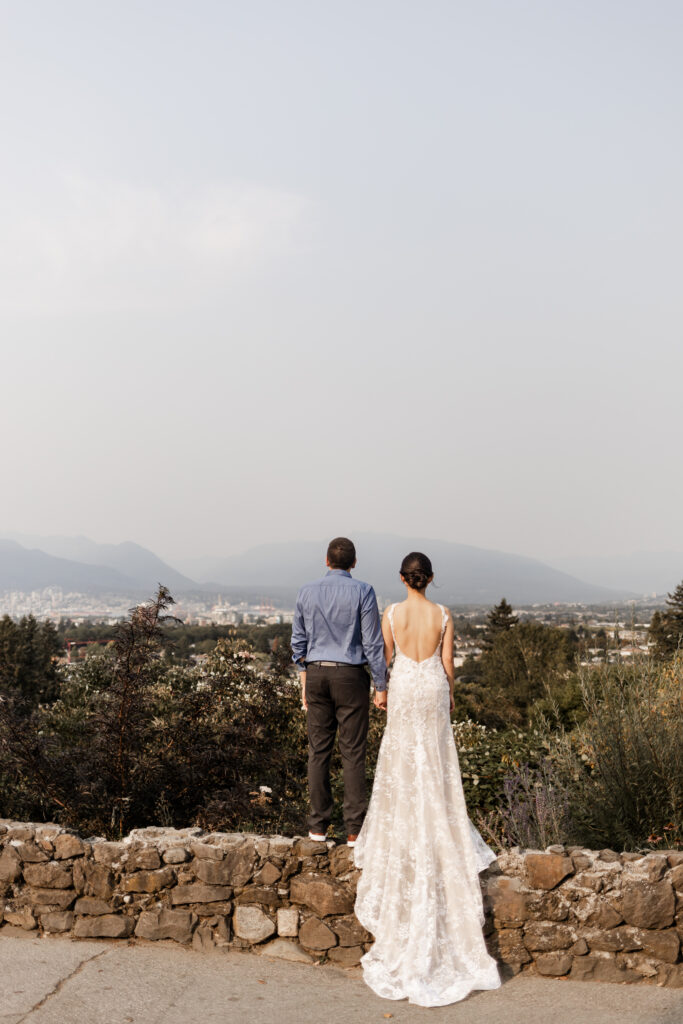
[1,1,682,566]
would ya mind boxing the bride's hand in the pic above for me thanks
[373,690,388,711]
[449,693,455,713]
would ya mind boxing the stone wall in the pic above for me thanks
[489,845,683,987]
[1,821,682,987]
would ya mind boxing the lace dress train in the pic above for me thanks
[354,604,501,1007]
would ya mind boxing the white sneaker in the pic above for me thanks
[308,831,326,842]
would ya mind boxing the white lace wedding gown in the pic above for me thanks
[354,603,501,1007]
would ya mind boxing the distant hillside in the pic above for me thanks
[186,533,631,604]
[549,550,683,598]
[5,534,195,593]
[1,532,640,604]
[0,539,135,593]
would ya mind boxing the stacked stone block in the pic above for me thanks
[0,823,368,966]
[1,820,682,987]
[485,844,683,987]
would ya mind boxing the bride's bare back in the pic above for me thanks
[388,599,445,662]
[382,596,454,691]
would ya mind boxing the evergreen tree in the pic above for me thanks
[665,581,683,634]
[649,581,683,659]
[482,598,518,650]
[0,614,61,704]
[595,627,608,659]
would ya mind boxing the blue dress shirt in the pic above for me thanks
[291,569,387,690]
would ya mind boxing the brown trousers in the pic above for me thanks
[305,663,370,835]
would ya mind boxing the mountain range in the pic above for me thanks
[3,531,679,605]
[1,534,194,594]
[179,534,630,604]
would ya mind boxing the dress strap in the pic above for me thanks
[387,604,401,653]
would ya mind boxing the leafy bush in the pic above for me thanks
[453,720,571,851]
[452,719,545,815]
[455,620,582,729]
[3,590,680,853]
[457,655,683,853]
[547,656,683,850]
[0,589,387,838]
[0,590,296,835]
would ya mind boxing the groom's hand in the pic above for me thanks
[373,689,388,711]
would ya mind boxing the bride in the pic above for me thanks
[353,552,501,1007]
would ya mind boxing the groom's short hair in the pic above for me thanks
[327,537,356,571]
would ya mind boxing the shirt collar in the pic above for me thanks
[326,569,351,578]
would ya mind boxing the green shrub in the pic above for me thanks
[453,719,545,815]
[0,589,387,839]
[0,590,306,836]
[5,590,679,852]
[455,620,582,730]
[549,656,683,850]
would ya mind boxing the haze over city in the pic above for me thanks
[2,2,682,572]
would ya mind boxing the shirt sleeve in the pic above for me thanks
[290,591,308,672]
[360,585,387,690]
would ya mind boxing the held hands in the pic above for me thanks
[302,674,389,712]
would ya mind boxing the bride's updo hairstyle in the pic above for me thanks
[400,551,433,592]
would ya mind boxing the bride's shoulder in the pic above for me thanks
[428,601,451,624]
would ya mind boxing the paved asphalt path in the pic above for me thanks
[1,932,682,1024]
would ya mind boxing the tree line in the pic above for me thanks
[1,585,681,849]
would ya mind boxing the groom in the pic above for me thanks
[291,537,387,845]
